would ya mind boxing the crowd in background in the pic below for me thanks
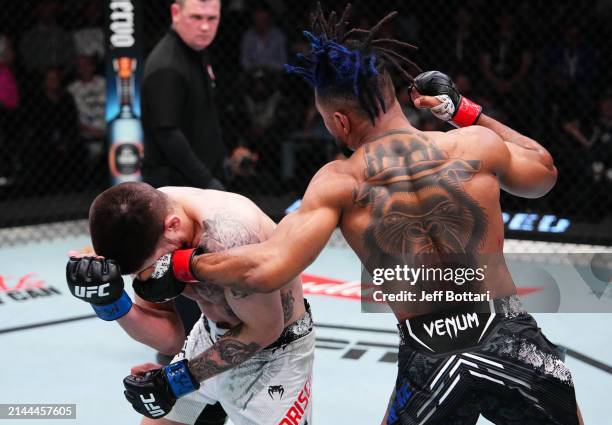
[0,0,611,222]
[0,0,105,195]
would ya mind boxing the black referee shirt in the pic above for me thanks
[141,29,225,188]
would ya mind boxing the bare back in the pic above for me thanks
[330,128,515,320]
[187,119,554,319]
[161,187,305,328]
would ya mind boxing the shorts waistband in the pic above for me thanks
[202,298,313,350]
[268,298,313,350]
[491,294,527,318]
[397,295,525,351]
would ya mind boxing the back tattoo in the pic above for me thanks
[354,135,488,270]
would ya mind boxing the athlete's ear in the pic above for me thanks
[164,214,181,233]
[332,112,351,139]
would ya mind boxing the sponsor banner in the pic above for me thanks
[0,273,63,305]
[0,268,94,333]
[105,0,144,185]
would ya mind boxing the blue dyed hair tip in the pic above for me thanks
[285,31,379,97]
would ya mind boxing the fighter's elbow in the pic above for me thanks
[261,317,286,347]
[264,323,285,347]
[539,148,556,173]
[521,168,558,199]
[244,317,284,350]
[154,331,185,356]
[536,162,558,198]
[548,165,558,189]
[524,151,558,198]
[158,341,183,357]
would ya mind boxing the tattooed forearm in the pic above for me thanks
[188,325,261,382]
[281,290,295,323]
[188,349,230,380]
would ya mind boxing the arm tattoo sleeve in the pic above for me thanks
[188,324,261,382]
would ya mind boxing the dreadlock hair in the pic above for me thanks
[285,2,421,124]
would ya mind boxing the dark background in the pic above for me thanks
[1,0,611,245]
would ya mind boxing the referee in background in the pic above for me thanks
[142,0,225,190]
[140,1,227,423]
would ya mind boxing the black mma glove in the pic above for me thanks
[66,257,132,321]
[123,360,200,419]
[413,70,482,127]
[132,249,200,303]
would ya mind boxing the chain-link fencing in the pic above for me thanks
[1,0,611,246]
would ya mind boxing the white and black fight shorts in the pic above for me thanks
[388,296,578,425]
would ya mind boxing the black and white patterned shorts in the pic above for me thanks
[388,297,578,425]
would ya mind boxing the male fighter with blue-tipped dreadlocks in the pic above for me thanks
[136,3,583,424]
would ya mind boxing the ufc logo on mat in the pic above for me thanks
[73,283,110,298]
[140,394,165,417]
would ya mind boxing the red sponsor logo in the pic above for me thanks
[300,273,361,300]
[0,273,45,292]
[278,378,311,425]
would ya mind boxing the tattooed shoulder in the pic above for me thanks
[198,210,261,254]
[199,210,261,298]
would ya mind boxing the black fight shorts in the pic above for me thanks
[388,296,578,425]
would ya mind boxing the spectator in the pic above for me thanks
[67,55,106,162]
[480,12,532,127]
[590,93,612,190]
[0,35,20,188]
[564,92,612,181]
[234,67,291,176]
[240,3,287,71]
[19,0,74,73]
[72,0,105,65]
[440,7,479,76]
[544,21,597,126]
[0,35,19,111]
[26,68,82,193]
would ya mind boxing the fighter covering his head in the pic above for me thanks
[135,3,581,425]
[66,184,314,425]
